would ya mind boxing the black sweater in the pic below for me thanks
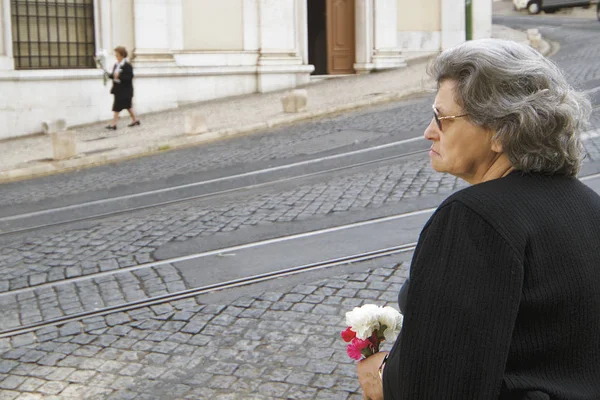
[109,61,134,99]
[383,172,600,400]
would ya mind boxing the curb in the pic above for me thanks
[542,38,560,58]
[0,78,435,184]
[0,32,553,185]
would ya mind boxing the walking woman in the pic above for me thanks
[106,46,140,130]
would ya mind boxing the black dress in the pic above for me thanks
[109,61,134,112]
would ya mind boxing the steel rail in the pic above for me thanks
[0,242,417,339]
[0,146,429,237]
[3,128,600,237]
[1,171,599,337]
[0,208,435,298]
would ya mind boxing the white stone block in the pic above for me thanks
[281,89,308,113]
[527,29,542,50]
[42,119,67,134]
[51,130,77,160]
[526,28,540,39]
[185,112,208,135]
[530,36,542,50]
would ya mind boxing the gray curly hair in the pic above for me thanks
[429,38,591,177]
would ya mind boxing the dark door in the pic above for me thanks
[308,0,327,75]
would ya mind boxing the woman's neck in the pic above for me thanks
[466,153,514,185]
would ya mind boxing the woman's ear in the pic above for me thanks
[490,132,503,153]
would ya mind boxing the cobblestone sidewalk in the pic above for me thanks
[0,25,537,183]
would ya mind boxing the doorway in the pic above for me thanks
[308,0,356,75]
[308,0,327,75]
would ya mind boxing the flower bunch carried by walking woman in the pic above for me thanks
[93,49,109,86]
[106,46,140,130]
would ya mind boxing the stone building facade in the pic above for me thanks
[0,0,491,139]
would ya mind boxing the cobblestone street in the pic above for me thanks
[2,127,600,332]
[0,96,434,209]
[0,256,409,400]
[1,11,600,400]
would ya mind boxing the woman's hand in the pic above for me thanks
[357,351,388,400]
[114,71,120,79]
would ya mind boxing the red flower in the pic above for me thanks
[341,327,356,342]
[347,337,372,360]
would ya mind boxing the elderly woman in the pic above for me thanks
[105,46,140,130]
[357,38,600,399]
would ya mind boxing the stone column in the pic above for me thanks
[95,0,114,65]
[256,0,304,92]
[132,0,182,66]
[472,0,492,40]
[441,0,466,50]
[296,0,309,65]
[243,0,259,51]
[167,0,184,52]
[353,0,374,73]
[0,0,14,70]
[371,0,405,69]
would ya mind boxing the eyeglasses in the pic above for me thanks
[432,105,469,131]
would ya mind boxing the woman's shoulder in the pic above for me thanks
[434,172,587,256]
[445,171,591,211]
[433,174,535,253]
[438,177,517,217]
[421,196,525,263]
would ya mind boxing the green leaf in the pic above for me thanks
[361,347,374,358]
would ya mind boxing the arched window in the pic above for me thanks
[10,0,96,69]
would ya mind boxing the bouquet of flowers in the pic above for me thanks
[341,304,403,360]
[93,49,109,86]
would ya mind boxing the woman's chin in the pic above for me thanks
[429,160,445,173]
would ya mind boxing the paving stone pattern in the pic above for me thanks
[0,256,409,399]
[0,157,466,292]
[542,23,600,87]
[1,127,599,330]
[2,122,600,296]
[1,21,600,399]
[0,264,186,331]
[0,96,434,208]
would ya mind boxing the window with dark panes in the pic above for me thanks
[10,0,96,69]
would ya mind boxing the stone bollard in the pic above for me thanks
[526,28,539,38]
[41,119,67,134]
[281,89,308,113]
[51,130,77,160]
[184,112,208,135]
[527,28,542,50]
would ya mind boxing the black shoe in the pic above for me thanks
[128,120,141,127]
[105,125,117,130]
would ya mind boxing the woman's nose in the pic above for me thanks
[424,119,439,141]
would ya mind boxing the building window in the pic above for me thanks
[10,0,96,70]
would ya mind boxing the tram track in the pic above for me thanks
[2,148,600,340]
[0,136,429,237]
[4,116,600,237]
[0,207,435,337]
[3,126,600,238]
[2,172,600,339]
[0,207,433,296]
[0,242,418,339]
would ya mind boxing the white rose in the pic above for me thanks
[378,306,403,342]
[95,49,108,59]
[345,304,381,340]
